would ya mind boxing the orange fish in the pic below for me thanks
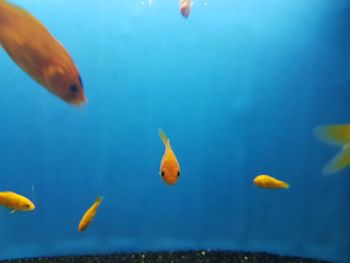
[180,0,192,18]
[314,124,350,175]
[253,174,290,190]
[0,0,86,105]
[78,196,103,232]
[159,129,181,185]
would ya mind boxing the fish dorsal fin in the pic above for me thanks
[166,139,172,149]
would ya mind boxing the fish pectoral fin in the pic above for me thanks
[10,210,16,214]
[323,145,350,175]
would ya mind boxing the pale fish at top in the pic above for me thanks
[180,0,192,18]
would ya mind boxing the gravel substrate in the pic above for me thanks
[0,251,331,263]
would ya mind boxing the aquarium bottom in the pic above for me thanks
[0,251,330,263]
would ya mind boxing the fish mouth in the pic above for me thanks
[164,177,178,185]
[69,95,88,106]
[26,206,35,211]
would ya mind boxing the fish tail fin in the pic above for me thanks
[158,129,168,145]
[314,124,350,146]
[322,145,350,175]
[280,181,290,189]
[95,196,103,206]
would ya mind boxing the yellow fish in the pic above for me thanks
[78,196,103,232]
[0,0,86,105]
[314,124,350,175]
[253,174,289,189]
[0,191,35,213]
[159,129,181,185]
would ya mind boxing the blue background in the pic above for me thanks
[0,0,350,262]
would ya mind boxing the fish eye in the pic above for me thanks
[24,204,30,208]
[69,85,78,94]
[177,171,181,177]
[161,171,165,177]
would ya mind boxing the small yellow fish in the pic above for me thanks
[314,124,350,175]
[159,129,181,185]
[78,196,103,232]
[253,174,289,189]
[0,191,35,213]
[0,0,86,105]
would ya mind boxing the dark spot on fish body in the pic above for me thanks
[78,75,83,87]
[161,171,165,177]
[177,171,181,177]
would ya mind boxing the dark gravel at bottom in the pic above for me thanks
[0,251,331,263]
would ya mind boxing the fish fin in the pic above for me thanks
[95,196,103,206]
[280,181,290,189]
[314,124,350,146]
[10,210,16,214]
[322,145,350,175]
[158,129,167,145]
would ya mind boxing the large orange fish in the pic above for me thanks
[159,129,181,185]
[314,124,350,175]
[0,0,86,105]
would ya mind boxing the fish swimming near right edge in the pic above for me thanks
[314,124,350,175]
[0,0,86,105]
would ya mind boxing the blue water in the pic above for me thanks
[0,0,350,262]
